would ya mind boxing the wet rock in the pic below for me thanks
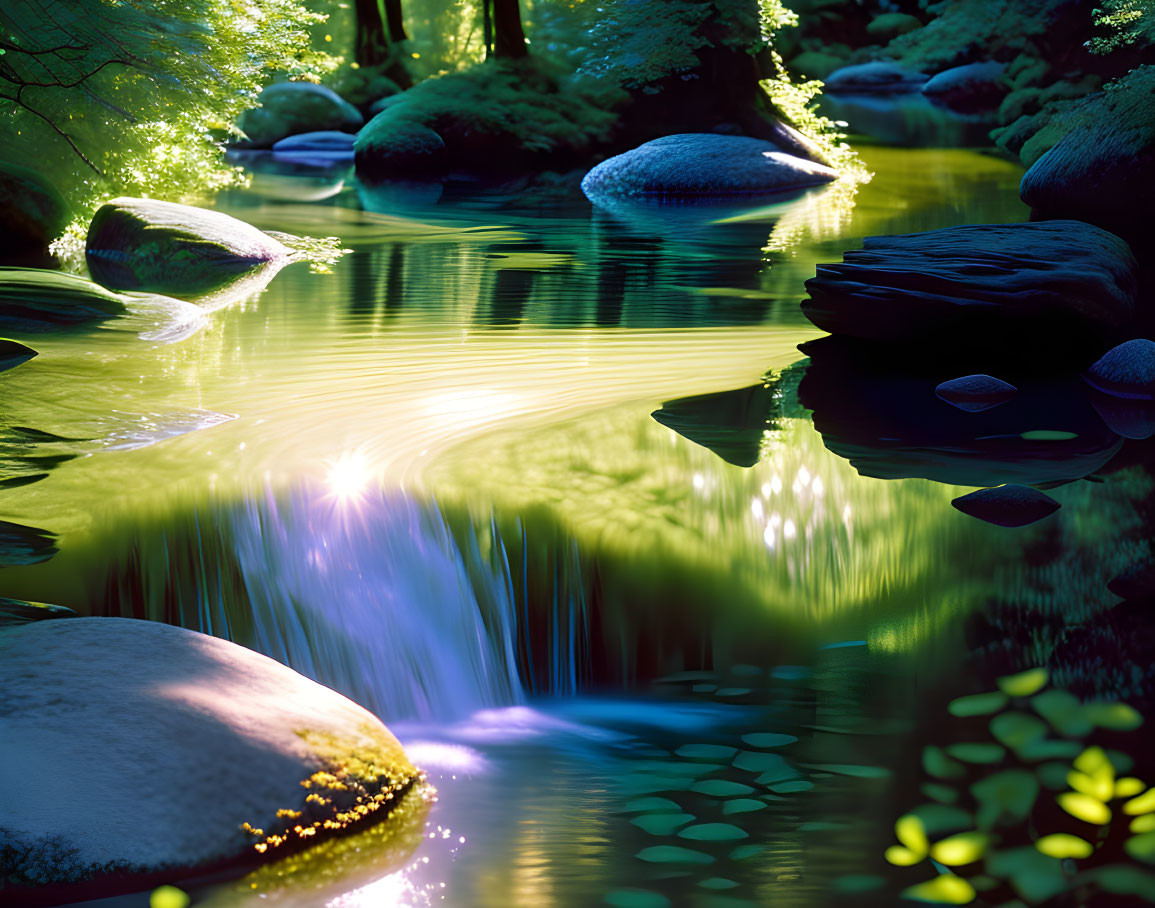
[0,518,57,565]
[272,131,357,163]
[1083,339,1155,400]
[866,13,923,40]
[789,50,847,80]
[86,198,290,298]
[0,268,126,332]
[935,374,1017,412]
[1088,391,1155,440]
[0,618,426,891]
[353,116,448,183]
[922,62,1008,112]
[823,62,929,94]
[1108,561,1155,600]
[951,485,1061,527]
[1020,65,1155,231]
[802,221,1139,345]
[0,338,37,373]
[581,134,837,202]
[0,598,77,627]
[0,162,70,261]
[652,384,774,467]
[236,81,363,148]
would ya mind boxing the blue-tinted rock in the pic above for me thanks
[354,116,448,183]
[922,62,1008,112]
[1083,339,1155,400]
[581,134,837,202]
[935,374,1017,412]
[823,62,929,94]
[803,221,1139,343]
[1088,391,1155,440]
[237,82,363,148]
[272,131,356,162]
[951,485,1060,527]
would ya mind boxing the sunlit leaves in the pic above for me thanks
[896,814,929,855]
[1124,788,1155,815]
[1058,792,1112,825]
[1117,778,1147,798]
[1084,702,1144,731]
[1036,833,1094,859]
[1132,815,1155,833]
[1125,832,1155,863]
[150,888,189,908]
[900,874,975,904]
[887,845,925,866]
[929,833,987,866]
[997,668,1048,698]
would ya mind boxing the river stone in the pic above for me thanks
[1083,339,1155,400]
[802,221,1139,343]
[0,618,424,891]
[86,198,290,298]
[580,134,837,201]
[1088,392,1155,440]
[823,62,929,94]
[922,62,1007,111]
[354,115,448,182]
[1020,65,1155,230]
[272,130,357,160]
[951,485,1060,527]
[0,337,37,373]
[237,82,363,148]
[935,374,1017,412]
[0,162,70,260]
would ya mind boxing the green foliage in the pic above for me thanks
[0,0,337,243]
[1087,0,1155,54]
[884,668,1155,904]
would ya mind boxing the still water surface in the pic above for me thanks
[4,146,1150,906]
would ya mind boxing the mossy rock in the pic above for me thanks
[0,162,70,260]
[353,116,448,182]
[866,12,922,40]
[789,50,848,80]
[237,82,364,148]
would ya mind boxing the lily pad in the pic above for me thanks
[678,823,749,842]
[691,780,755,797]
[631,813,696,836]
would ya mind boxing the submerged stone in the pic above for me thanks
[0,337,37,373]
[951,485,1061,527]
[86,198,291,298]
[1083,339,1155,400]
[935,374,1018,411]
[237,82,363,148]
[581,134,837,202]
[0,618,426,892]
[823,62,929,94]
[802,221,1139,344]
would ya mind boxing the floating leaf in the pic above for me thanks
[998,669,1048,697]
[1037,761,1075,790]
[1036,833,1093,859]
[972,771,1038,829]
[1124,788,1155,815]
[624,797,683,813]
[1126,832,1155,863]
[930,832,987,866]
[900,874,975,904]
[887,846,924,867]
[605,889,671,908]
[896,814,929,856]
[989,712,1047,751]
[698,878,739,891]
[1084,702,1143,731]
[1016,738,1082,762]
[769,780,813,794]
[924,746,966,780]
[728,844,763,860]
[1058,792,1111,825]
[732,751,791,773]
[948,692,1007,717]
[1030,689,1092,737]
[1082,865,1155,899]
[807,763,890,779]
[947,742,1005,764]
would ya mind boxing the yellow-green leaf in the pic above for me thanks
[1132,815,1155,834]
[1074,746,1112,777]
[1117,778,1146,798]
[997,668,1048,698]
[901,874,976,904]
[930,833,987,866]
[948,692,1007,717]
[1058,792,1112,825]
[887,845,924,866]
[1068,770,1113,802]
[150,888,189,908]
[896,814,929,856]
[1036,833,1093,859]
[1125,788,1155,815]
[1084,702,1143,731]
[1126,831,1155,863]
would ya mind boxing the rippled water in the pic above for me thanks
[7,145,1152,907]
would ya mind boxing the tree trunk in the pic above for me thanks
[383,0,408,43]
[354,0,389,68]
[482,0,494,59]
[492,0,528,59]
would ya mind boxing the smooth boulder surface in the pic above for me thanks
[1020,65,1155,230]
[0,618,425,890]
[272,131,357,164]
[237,82,363,148]
[822,62,929,94]
[354,116,449,182]
[0,268,126,332]
[581,134,838,202]
[0,162,70,261]
[922,62,1007,111]
[802,221,1140,343]
[935,374,1017,412]
[1083,339,1155,400]
[86,198,291,298]
[951,485,1061,527]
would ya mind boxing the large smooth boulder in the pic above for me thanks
[802,221,1140,345]
[0,162,70,261]
[581,134,837,202]
[237,82,363,148]
[272,130,357,166]
[1020,65,1155,231]
[922,62,1008,112]
[822,62,929,94]
[354,115,449,182]
[86,198,290,298]
[0,618,427,892]
[1084,339,1155,400]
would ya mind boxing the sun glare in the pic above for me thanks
[325,450,374,503]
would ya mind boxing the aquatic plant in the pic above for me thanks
[883,668,1155,904]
